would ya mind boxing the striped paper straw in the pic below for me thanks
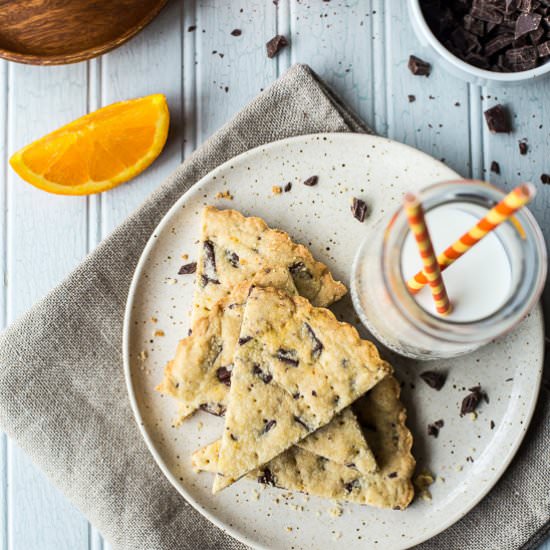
[407,183,535,293]
[404,193,452,316]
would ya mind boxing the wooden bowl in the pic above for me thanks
[0,0,168,65]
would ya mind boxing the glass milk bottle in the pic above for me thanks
[351,180,547,360]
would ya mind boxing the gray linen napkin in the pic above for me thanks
[0,63,547,550]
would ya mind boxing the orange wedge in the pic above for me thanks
[9,94,169,196]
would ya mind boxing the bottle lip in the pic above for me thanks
[381,180,547,345]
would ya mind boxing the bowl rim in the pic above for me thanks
[409,0,550,82]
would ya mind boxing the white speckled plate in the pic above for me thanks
[123,133,544,549]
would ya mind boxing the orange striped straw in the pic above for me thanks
[404,193,452,316]
[407,183,536,294]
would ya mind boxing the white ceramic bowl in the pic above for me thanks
[409,0,550,86]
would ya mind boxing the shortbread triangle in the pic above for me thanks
[157,268,298,420]
[212,287,391,492]
[193,376,415,510]
[157,270,377,474]
[192,206,347,321]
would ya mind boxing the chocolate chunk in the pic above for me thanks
[230,29,242,36]
[428,419,444,437]
[351,198,368,222]
[491,160,501,174]
[266,35,288,58]
[216,365,233,387]
[284,182,292,192]
[516,12,542,38]
[199,403,226,416]
[387,471,398,478]
[408,94,416,102]
[485,34,515,56]
[427,424,439,437]
[490,420,496,429]
[258,468,276,486]
[230,433,237,441]
[408,55,432,76]
[505,45,538,70]
[471,0,504,24]
[420,371,446,390]
[253,364,273,384]
[226,250,240,268]
[541,173,550,183]
[188,25,197,32]
[276,348,299,367]
[484,104,511,133]
[460,386,488,416]
[178,262,197,275]
[202,240,220,284]
[262,419,277,434]
[460,392,481,416]
[343,479,361,493]
[238,336,253,345]
[288,261,312,279]
[519,140,528,154]
[304,322,323,359]
[470,385,490,403]
[293,415,310,430]
[303,175,319,186]
[538,40,550,55]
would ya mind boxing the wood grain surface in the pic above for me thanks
[0,1,548,549]
[0,0,167,65]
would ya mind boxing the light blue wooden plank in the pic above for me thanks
[6,62,90,550]
[385,3,472,176]
[290,0,376,128]
[0,57,8,550]
[195,0,277,141]
[100,0,184,234]
[86,56,105,550]
[482,82,550,244]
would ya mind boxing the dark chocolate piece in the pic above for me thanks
[288,261,312,279]
[484,104,511,133]
[460,386,488,416]
[202,240,220,284]
[276,348,299,367]
[408,94,416,102]
[351,198,368,222]
[258,468,276,486]
[216,365,233,387]
[515,12,542,38]
[253,364,273,384]
[230,29,242,36]
[238,336,253,345]
[388,471,398,478]
[541,173,550,183]
[199,403,226,416]
[226,250,240,268]
[420,371,446,390]
[303,175,319,186]
[262,419,277,434]
[505,45,538,70]
[284,182,292,192]
[408,55,432,76]
[293,415,310,430]
[304,323,323,359]
[491,160,501,174]
[266,35,288,58]
[343,479,361,493]
[519,140,528,154]
[178,262,197,275]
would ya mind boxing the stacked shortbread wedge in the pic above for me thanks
[157,207,415,510]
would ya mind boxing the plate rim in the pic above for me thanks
[0,0,168,65]
[122,132,545,549]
